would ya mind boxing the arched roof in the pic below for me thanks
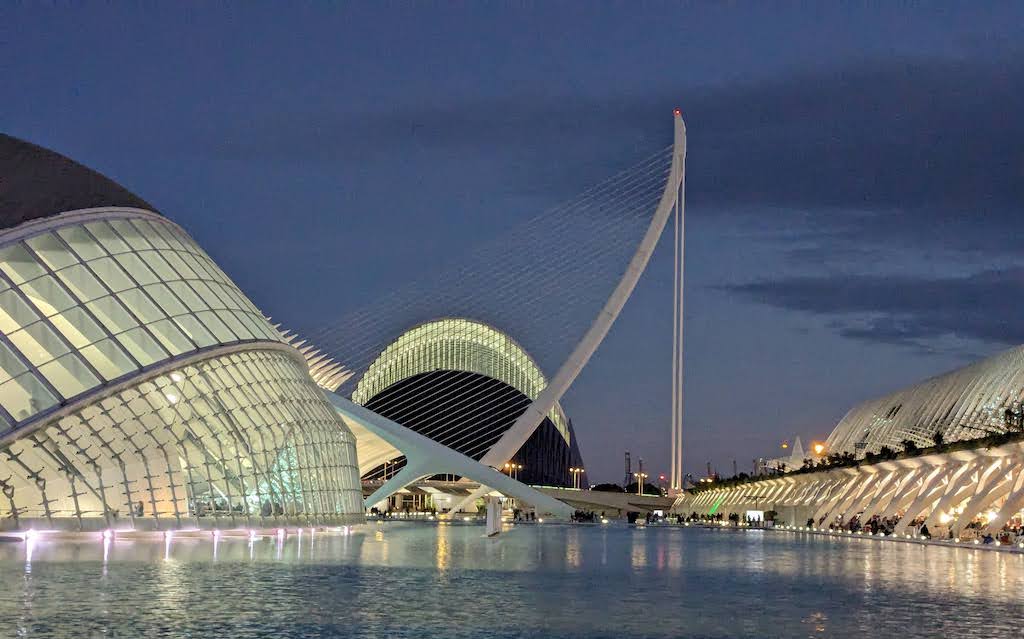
[827,344,1024,455]
[0,133,156,232]
[352,318,571,444]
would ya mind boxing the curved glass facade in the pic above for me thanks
[0,348,362,529]
[0,206,364,530]
[0,210,283,431]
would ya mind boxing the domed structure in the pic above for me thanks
[352,318,587,487]
[0,133,363,531]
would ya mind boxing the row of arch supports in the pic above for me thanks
[672,440,1024,538]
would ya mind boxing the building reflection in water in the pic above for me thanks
[0,526,1023,638]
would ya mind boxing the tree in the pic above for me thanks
[624,482,661,495]
[591,483,625,493]
[900,439,919,455]
[931,431,945,447]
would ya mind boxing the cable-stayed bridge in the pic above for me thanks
[291,112,687,516]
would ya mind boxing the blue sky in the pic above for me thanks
[3,3,1023,482]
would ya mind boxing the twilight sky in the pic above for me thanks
[3,3,1023,483]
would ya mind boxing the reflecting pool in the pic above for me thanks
[0,522,1022,638]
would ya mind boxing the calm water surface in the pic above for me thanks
[0,522,1021,638]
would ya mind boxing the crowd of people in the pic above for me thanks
[816,514,907,536]
[809,513,1024,545]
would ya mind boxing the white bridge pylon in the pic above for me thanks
[442,112,688,513]
[326,393,574,518]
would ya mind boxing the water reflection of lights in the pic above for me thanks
[631,534,647,568]
[24,535,35,570]
[565,529,581,568]
[436,527,450,571]
[802,611,828,635]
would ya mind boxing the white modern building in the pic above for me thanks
[0,133,364,531]
[674,344,1024,538]
[351,318,586,487]
[828,345,1024,456]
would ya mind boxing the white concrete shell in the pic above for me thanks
[673,440,1024,539]
[827,345,1024,456]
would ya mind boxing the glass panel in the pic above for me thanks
[148,318,194,355]
[114,253,159,285]
[161,250,197,279]
[200,254,227,280]
[190,281,225,309]
[26,233,77,270]
[0,244,46,284]
[173,314,217,348]
[132,219,169,249]
[56,263,108,302]
[20,275,77,317]
[85,221,131,255]
[143,283,189,317]
[86,296,139,333]
[57,225,107,261]
[8,321,69,366]
[168,281,208,312]
[108,219,153,251]
[138,250,178,281]
[0,289,41,333]
[236,311,272,341]
[220,285,249,311]
[216,310,254,339]
[49,306,106,349]
[0,341,28,384]
[38,353,100,398]
[87,256,134,292]
[152,224,187,251]
[179,252,214,280]
[117,288,164,324]
[116,327,168,366]
[0,371,58,421]
[195,311,236,343]
[80,338,137,380]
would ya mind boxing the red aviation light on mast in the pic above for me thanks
[673,108,682,116]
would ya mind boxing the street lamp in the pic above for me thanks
[812,442,827,457]
[569,467,585,489]
[634,472,648,495]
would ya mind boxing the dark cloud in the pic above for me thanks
[200,48,1024,246]
[724,268,1024,348]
